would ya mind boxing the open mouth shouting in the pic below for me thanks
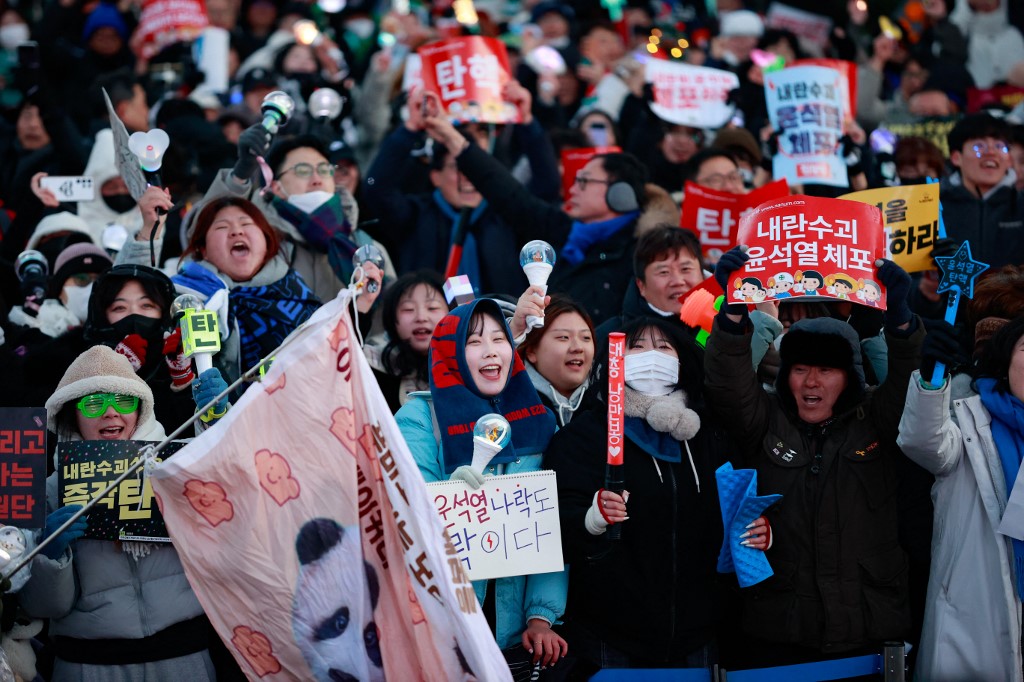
[477,363,503,383]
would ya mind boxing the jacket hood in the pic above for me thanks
[635,183,680,238]
[46,345,156,433]
[776,317,866,419]
[78,129,143,239]
[26,212,98,251]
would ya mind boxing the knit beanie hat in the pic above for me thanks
[45,345,154,432]
[48,243,113,297]
[82,3,129,43]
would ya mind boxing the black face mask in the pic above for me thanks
[108,314,165,346]
[103,193,137,214]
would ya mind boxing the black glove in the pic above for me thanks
[714,246,749,293]
[930,237,959,269]
[232,124,272,181]
[920,320,961,383]
[761,130,779,172]
[840,134,865,176]
[876,258,912,329]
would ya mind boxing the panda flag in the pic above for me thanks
[149,291,511,681]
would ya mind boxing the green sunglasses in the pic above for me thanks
[76,393,139,418]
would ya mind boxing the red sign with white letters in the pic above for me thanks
[419,36,519,124]
[681,179,790,259]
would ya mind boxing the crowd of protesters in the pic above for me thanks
[1,0,1024,679]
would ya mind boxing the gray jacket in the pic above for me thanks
[897,373,1024,682]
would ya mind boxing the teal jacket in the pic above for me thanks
[396,392,568,650]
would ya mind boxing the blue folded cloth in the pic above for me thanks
[715,462,782,587]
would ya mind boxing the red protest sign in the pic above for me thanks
[735,195,886,309]
[560,146,621,204]
[130,0,208,60]
[419,36,519,125]
[792,58,857,120]
[607,333,625,467]
[681,179,790,258]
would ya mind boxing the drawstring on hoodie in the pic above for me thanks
[651,441,701,492]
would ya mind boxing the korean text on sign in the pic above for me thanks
[764,65,848,188]
[735,195,887,309]
[427,470,563,581]
[418,36,518,125]
[0,408,46,528]
[645,60,740,129]
[681,179,790,258]
[840,184,941,273]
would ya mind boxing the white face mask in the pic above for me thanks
[63,281,93,324]
[285,190,333,214]
[0,24,29,52]
[625,349,679,396]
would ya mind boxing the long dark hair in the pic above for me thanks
[622,317,705,402]
[381,271,447,382]
[976,315,1024,395]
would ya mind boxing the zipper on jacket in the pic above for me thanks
[666,463,678,660]
[128,552,148,635]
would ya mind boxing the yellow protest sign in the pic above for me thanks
[182,308,220,357]
[840,184,940,273]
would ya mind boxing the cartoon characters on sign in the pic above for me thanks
[183,479,234,526]
[292,518,385,682]
[794,269,824,295]
[825,273,860,300]
[733,276,768,302]
[768,272,796,299]
[231,625,282,677]
[856,279,883,307]
[255,450,301,506]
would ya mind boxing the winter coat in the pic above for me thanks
[703,316,924,653]
[395,392,568,650]
[897,374,1023,682]
[544,406,725,662]
[939,171,1024,269]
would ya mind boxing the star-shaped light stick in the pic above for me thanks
[931,241,989,385]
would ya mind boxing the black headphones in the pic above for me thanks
[606,181,640,214]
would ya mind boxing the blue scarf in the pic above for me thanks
[625,416,681,463]
[978,377,1024,601]
[560,211,639,267]
[433,190,486,294]
[429,299,556,474]
[173,262,321,373]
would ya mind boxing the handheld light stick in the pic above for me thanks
[519,240,556,331]
[930,242,989,386]
[128,129,171,230]
[260,91,295,134]
[471,414,511,474]
[171,294,221,376]
[308,88,344,121]
[352,244,385,294]
[293,19,322,46]
[605,332,626,540]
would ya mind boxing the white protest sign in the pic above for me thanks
[645,59,739,129]
[426,470,563,581]
[103,89,149,201]
[766,3,833,53]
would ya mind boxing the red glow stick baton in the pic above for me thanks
[606,332,625,540]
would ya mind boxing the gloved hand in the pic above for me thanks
[163,328,195,391]
[193,368,229,422]
[232,124,272,181]
[40,505,87,561]
[449,465,485,490]
[584,489,627,535]
[714,246,751,317]
[920,320,961,384]
[930,237,959,269]
[760,130,779,172]
[840,134,865,175]
[875,259,913,329]
[740,515,772,551]
[114,334,148,372]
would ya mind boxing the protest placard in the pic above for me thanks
[735,195,887,308]
[967,86,1024,114]
[0,408,46,528]
[58,440,184,542]
[681,179,790,258]
[645,59,740,129]
[766,3,833,53]
[841,184,940,273]
[792,58,857,120]
[882,116,960,157]
[561,146,622,203]
[426,471,563,581]
[419,36,518,125]
[130,0,208,60]
[765,65,847,188]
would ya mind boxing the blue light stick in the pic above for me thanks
[931,241,989,386]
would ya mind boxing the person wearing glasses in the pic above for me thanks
[19,345,218,680]
[939,113,1024,268]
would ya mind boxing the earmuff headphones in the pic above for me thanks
[606,181,640,214]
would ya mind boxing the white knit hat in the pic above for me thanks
[719,10,764,37]
[45,345,154,432]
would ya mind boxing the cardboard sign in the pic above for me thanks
[645,59,740,129]
[419,36,519,125]
[840,184,940,273]
[792,58,857,120]
[681,179,790,258]
[103,89,149,201]
[882,116,960,158]
[765,3,834,52]
[765,66,847,188]
[425,471,563,581]
[57,440,185,542]
[735,195,886,308]
[0,409,46,528]
[131,0,208,60]
[560,146,622,202]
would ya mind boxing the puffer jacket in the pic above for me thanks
[939,171,1024,269]
[704,316,924,653]
[897,374,1024,682]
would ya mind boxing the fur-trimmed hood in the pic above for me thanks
[635,183,681,238]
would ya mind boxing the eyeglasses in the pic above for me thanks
[972,142,1010,157]
[280,162,336,179]
[76,393,139,418]
[696,170,744,190]
[574,175,611,190]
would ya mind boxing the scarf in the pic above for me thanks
[623,387,701,463]
[432,190,486,294]
[525,361,588,427]
[429,299,556,474]
[978,377,1024,600]
[560,211,639,267]
[272,194,361,281]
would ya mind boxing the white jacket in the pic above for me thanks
[897,372,1023,682]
